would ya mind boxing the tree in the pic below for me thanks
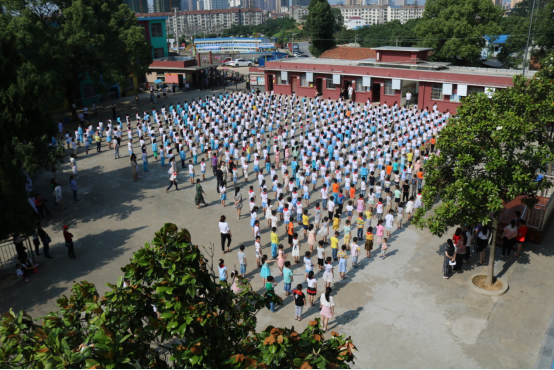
[307,0,336,57]
[331,7,344,33]
[415,0,503,64]
[413,75,554,287]
[0,17,57,241]
[497,0,554,68]
[357,19,422,48]
[0,224,357,368]
[2,0,153,119]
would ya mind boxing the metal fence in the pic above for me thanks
[0,238,36,278]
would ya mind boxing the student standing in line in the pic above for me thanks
[292,284,306,321]
[63,224,77,259]
[319,287,335,332]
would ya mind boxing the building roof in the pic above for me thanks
[485,35,509,44]
[319,47,376,60]
[347,16,364,19]
[372,46,433,52]
[195,37,271,42]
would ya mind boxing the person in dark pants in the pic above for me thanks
[37,222,53,259]
[32,235,41,257]
[219,215,232,254]
[63,224,78,259]
[112,105,117,120]
[215,166,224,194]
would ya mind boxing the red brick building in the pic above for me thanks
[260,46,535,113]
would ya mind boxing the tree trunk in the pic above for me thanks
[486,218,498,287]
[65,81,78,121]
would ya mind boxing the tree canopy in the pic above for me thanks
[0,224,357,368]
[415,0,503,64]
[497,0,554,68]
[0,15,57,241]
[414,74,554,236]
[2,0,152,118]
[307,0,336,57]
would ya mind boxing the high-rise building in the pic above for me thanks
[203,0,229,10]
[154,0,174,12]
[124,0,149,13]
[292,0,310,6]
[395,0,404,5]
[510,0,522,7]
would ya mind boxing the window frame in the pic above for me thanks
[384,80,394,95]
[325,75,335,90]
[151,23,163,38]
[300,73,308,87]
[153,47,165,59]
[431,83,443,101]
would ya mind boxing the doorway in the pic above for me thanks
[291,77,297,94]
[315,78,323,96]
[372,83,381,103]
[267,75,273,92]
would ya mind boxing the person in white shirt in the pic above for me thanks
[219,215,232,254]
[405,90,412,107]
[384,209,395,238]
[319,287,335,332]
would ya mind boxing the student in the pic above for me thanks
[351,237,360,268]
[218,259,228,283]
[365,227,374,258]
[322,257,334,288]
[277,244,288,274]
[306,270,317,307]
[330,231,339,261]
[265,275,278,312]
[292,284,307,320]
[283,261,293,296]
[343,220,352,249]
[200,158,207,180]
[220,182,227,207]
[291,233,300,263]
[356,213,364,240]
[302,210,309,238]
[303,251,314,281]
[270,227,279,258]
[375,220,384,248]
[238,244,247,277]
[385,209,395,238]
[332,212,341,231]
[188,160,195,185]
[379,237,388,259]
[255,236,262,268]
[337,245,348,279]
[260,255,277,286]
[317,240,325,272]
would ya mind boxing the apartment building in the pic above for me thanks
[140,8,263,36]
[290,5,308,22]
[333,4,424,26]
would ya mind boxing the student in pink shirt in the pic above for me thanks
[375,219,385,248]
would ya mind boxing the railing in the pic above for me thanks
[524,204,546,230]
[0,238,36,278]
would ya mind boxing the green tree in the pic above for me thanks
[497,0,554,68]
[307,0,336,57]
[2,0,152,119]
[415,0,503,64]
[0,224,357,368]
[413,75,554,287]
[331,7,344,33]
[0,17,57,240]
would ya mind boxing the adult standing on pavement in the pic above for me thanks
[114,136,120,159]
[63,224,77,259]
[69,175,79,204]
[54,182,66,211]
[501,219,518,258]
[211,153,218,176]
[130,154,139,182]
[405,90,412,107]
[195,179,207,208]
[476,224,490,265]
[37,222,53,259]
[215,165,224,194]
[515,220,527,258]
[319,287,335,332]
[233,187,243,219]
[219,215,232,254]
[443,239,456,279]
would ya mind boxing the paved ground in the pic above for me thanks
[1,88,554,368]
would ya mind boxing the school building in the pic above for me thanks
[258,46,536,113]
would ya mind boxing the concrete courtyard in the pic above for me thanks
[1,87,553,368]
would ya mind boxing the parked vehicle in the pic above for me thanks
[228,58,253,67]
[287,42,300,53]
[220,57,233,65]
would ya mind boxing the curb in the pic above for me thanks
[469,274,509,297]
[535,308,554,368]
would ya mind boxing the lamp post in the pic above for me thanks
[291,32,297,54]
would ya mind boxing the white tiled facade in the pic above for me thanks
[333,4,424,26]
[162,9,263,35]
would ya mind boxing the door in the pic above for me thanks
[291,77,297,94]
[316,78,322,96]
[372,83,381,103]
[267,75,273,91]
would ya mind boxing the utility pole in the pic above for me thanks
[396,37,398,47]
[522,0,537,77]
[174,7,180,55]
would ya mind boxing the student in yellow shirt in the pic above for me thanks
[330,231,339,261]
[270,227,279,258]
[364,209,372,228]
[332,213,341,231]
[365,226,374,258]
[302,209,310,238]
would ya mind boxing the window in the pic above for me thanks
[384,80,394,95]
[431,83,443,100]
[151,23,163,37]
[326,75,335,89]
[468,86,484,95]
[276,73,282,85]
[300,73,308,87]
[449,94,461,103]
[153,47,165,58]
[355,77,366,92]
